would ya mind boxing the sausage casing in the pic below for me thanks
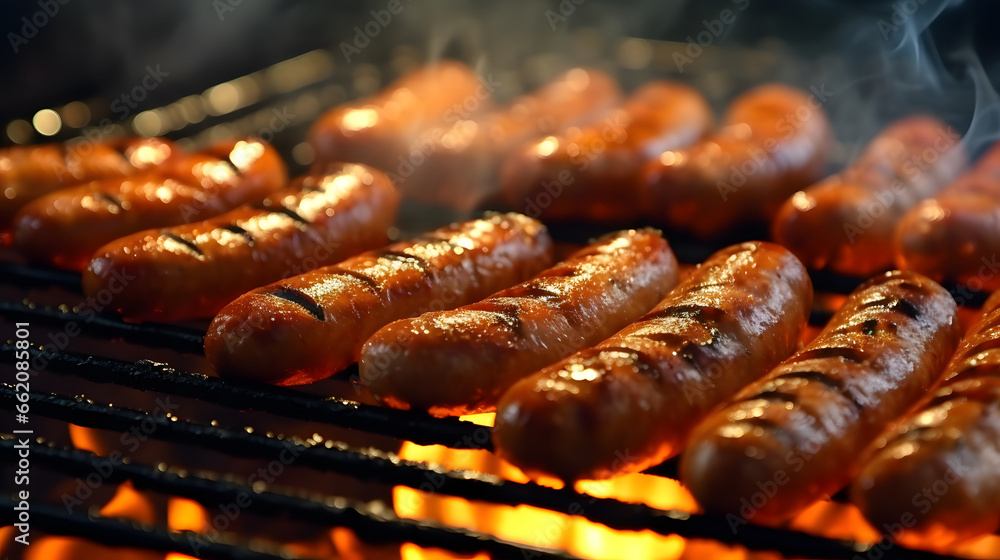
[642,84,832,238]
[895,141,1000,291]
[850,291,1000,548]
[773,116,966,276]
[0,137,178,230]
[395,68,621,209]
[308,61,490,173]
[500,81,712,223]
[12,138,286,270]
[681,270,961,524]
[360,228,679,417]
[83,163,399,323]
[205,212,553,386]
[492,241,811,482]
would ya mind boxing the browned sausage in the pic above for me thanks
[642,84,832,238]
[492,241,812,482]
[850,290,1000,549]
[360,228,679,417]
[394,68,621,209]
[205,213,553,386]
[82,163,399,323]
[308,61,490,173]
[773,116,967,276]
[12,138,287,271]
[0,137,178,231]
[500,81,712,223]
[681,270,961,525]
[895,141,1000,292]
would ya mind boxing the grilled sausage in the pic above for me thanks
[308,61,490,173]
[396,68,621,209]
[492,241,812,482]
[360,229,679,417]
[850,290,1000,549]
[895,141,1000,292]
[12,138,287,271]
[0,137,178,231]
[205,213,553,386]
[642,84,832,238]
[83,163,399,323]
[681,270,961,525]
[500,81,712,223]
[773,116,966,276]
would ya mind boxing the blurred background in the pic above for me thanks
[1,0,998,166]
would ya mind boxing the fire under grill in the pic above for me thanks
[1,38,996,560]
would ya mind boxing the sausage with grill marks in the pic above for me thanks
[642,84,832,238]
[681,270,961,524]
[83,163,399,323]
[773,116,967,276]
[500,81,712,223]
[205,212,553,386]
[895,141,1000,291]
[308,61,490,174]
[850,290,1000,549]
[12,138,287,271]
[492,241,811,481]
[0,136,179,232]
[360,228,679,417]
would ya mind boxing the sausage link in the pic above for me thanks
[895,141,1000,291]
[500,81,712,223]
[850,291,1000,548]
[205,212,553,386]
[0,137,178,230]
[360,228,679,417]
[773,116,966,276]
[642,85,830,238]
[12,138,286,271]
[681,270,961,524]
[308,61,489,173]
[492,241,811,481]
[396,68,621,209]
[83,163,398,323]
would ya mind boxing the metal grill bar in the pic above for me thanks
[1,343,487,449]
[0,261,81,290]
[0,384,960,560]
[0,301,205,354]
[1,439,581,560]
[0,497,314,560]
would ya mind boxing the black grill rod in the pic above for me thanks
[0,261,81,290]
[0,385,962,560]
[0,301,205,354]
[0,343,489,450]
[0,497,308,560]
[0,439,581,560]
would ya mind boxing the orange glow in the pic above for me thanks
[100,481,157,525]
[165,497,211,560]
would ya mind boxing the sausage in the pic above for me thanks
[642,84,832,238]
[308,61,490,173]
[83,163,399,323]
[500,81,712,223]
[850,290,1000,549]
[492,241,812,482]
[681,270,961,525]
[773,116,967,276]
[895,141,1000,291]
[12,138,287,271]
[360,228,679,417]
[395,68,621,209]
[0,137,178,231]
[205,212,553,386]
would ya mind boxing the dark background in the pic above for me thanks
[1,0,997,154]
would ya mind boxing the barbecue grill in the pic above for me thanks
[3,2,1000,558]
